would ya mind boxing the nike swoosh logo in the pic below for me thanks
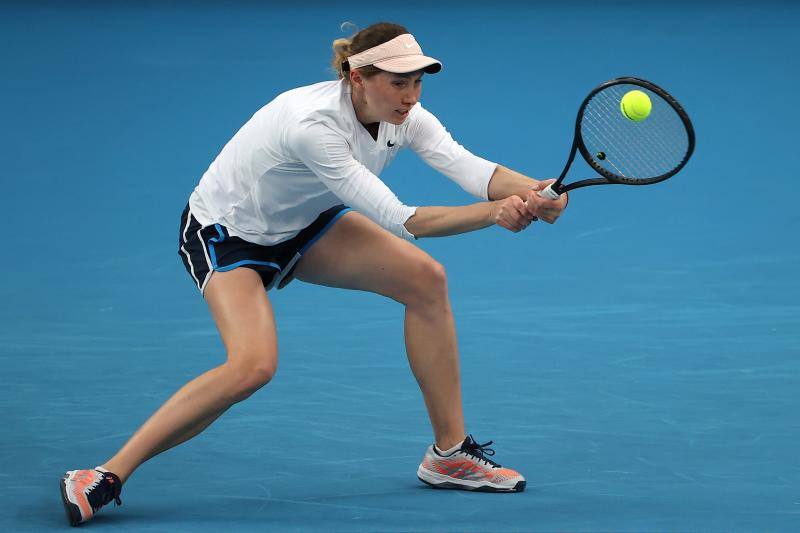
[387,141,395,147]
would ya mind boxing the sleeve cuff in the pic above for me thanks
[398,205,419,241]
[476,159,498,200]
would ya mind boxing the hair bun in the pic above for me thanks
[332,37,351,54]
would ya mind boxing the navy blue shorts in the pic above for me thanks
[178,203,351,294]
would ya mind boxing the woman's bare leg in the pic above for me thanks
[102,268,278,482]
[293,212,466,450]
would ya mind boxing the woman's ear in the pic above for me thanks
[349,69,364,89]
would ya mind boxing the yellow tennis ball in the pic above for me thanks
[620,90,652,122]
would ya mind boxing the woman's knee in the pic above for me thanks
[399,257,449,307]
[223,350,278,402]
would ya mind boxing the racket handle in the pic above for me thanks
[537,183,561,200]
[526,183,563,224]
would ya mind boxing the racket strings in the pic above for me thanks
[580,84,690,182]
[598,88,679,173]
[593,88,686,178]
[603,86,685,159]
[582,105,657,178]
[593,85,685,175]
[590,102,671,178]
[588,90,677,177]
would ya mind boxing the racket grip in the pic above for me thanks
[537,183,560,200]
[527,183,563,224]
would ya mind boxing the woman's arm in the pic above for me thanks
[487,164,541,201]
[405,166,569,238]
[404,202,495,238]
[405,183,553,238]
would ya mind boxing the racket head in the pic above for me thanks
[571,77,695,187]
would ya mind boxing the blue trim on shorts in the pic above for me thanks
[207,224,281,273]
[216,260,282,272]
[208,224,226,268]
[299,207,352,254]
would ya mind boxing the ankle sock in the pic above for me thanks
[435,438,465,456]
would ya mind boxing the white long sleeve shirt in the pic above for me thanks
[189,79,497,244]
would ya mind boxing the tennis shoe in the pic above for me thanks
[417,435,525,492]
[60,467,122,526]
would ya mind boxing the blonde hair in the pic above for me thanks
[331,22,409,82]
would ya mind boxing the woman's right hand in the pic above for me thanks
[489,195,537,233]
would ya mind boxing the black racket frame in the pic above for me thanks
[551,77,695,194]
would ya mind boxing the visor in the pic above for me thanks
[344,34,442,74]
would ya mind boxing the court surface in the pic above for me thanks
[2,1,798,531]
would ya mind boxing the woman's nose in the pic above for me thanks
[403,91,418,106]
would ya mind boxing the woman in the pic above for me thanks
[60,22,567,526]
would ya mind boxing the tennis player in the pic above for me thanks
[60,22,567,526]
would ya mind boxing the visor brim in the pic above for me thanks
[372,56,442,74]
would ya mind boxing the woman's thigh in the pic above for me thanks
[292,211,443,302]
[203,267,278,367]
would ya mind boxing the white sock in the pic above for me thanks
[94,466,109,473]
[435,438,465,456]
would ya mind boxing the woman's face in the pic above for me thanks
[353,70,424,125]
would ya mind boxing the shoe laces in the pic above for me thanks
[103,472,123,508]
[461,434,501,468]
[88,471,123,511]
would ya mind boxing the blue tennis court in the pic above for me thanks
[2,2,798,531]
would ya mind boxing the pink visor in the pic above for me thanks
[345,34,442,74]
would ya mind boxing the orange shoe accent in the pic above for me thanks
[437,459,490,479]
[70,470,98,520]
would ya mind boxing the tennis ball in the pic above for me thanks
[620,90,652,122]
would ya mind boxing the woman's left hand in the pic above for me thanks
[524,179,568,224]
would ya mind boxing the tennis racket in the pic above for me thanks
[530,76,695,212]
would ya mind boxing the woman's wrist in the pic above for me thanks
[486,200,498,225]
